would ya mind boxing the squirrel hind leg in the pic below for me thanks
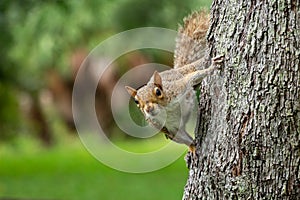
[188,143,196,157]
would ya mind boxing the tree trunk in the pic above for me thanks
[182,0,300,199]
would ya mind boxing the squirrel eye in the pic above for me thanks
[134,98,139,105]
[154,87,163,98]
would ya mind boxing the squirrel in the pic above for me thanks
[125,11,224,154]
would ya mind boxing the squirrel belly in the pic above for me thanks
[145,86,197,147]
[164,88,196,147]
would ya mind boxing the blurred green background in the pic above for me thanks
[0,0,211,199]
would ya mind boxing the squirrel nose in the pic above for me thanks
[145,104,154,113]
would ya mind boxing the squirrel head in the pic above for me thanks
[125,71,168,118]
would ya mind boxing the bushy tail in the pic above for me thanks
[174,10,210,69]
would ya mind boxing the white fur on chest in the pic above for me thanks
[146,88,196,134]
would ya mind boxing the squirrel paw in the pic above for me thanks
[189,144,196,157]
[212,54,225,65]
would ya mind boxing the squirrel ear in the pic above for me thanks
[153,71,162,88]
[125,86,137,97]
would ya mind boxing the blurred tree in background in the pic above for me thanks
[0,0,210,145]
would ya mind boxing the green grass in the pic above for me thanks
[0,136,189,200]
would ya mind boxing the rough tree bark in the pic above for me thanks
[181,0,300,199]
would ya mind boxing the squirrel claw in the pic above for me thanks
[189,144,196,157]
[212,54,225,65]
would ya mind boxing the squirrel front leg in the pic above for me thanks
[184,55,224,86]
